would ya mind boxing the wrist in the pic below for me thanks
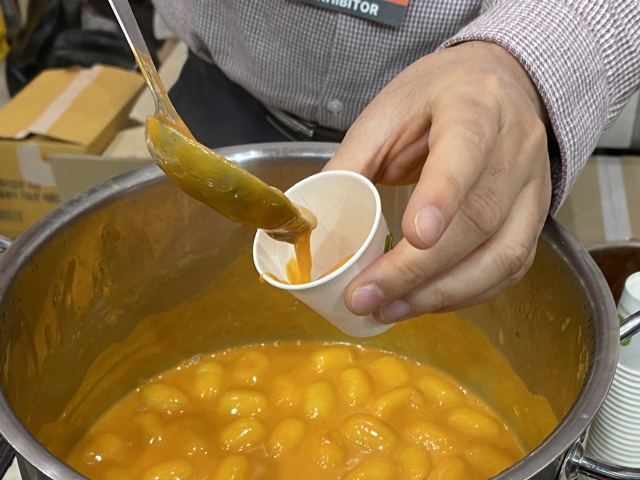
[450,41,550,127]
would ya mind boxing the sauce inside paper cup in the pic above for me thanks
[253,170,393,337]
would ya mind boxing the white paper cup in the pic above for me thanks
[609,379,640,399]
[610,382,640,396]
[600,395,640,417]
[253,171,393,337]
[614,362,640,378]
[588,430,640,456]
[586,433,640,465]
[598,410,640,427]
[618,272,640,371]
[610,365,640,390]
[587,430,640,459]
[586,355,640,464]
[598,391,640,412]
[595,417,640,440]
[587,420,640,465]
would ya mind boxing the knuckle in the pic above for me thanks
[459,188,504,239]
[507,246,537,286]
[473,69,502,91]
[530,119,547,143]
[431,95,498,158]
[418,283,449,313]
[451,118,493,158]
[462,74,503,117]
[521,119,548,153]
[496,241,532,280]
[430,288,449,312]
[438,168,467,207]
[390,256,428,288]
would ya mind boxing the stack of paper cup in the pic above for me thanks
[618,272,640,369]
[585,272,640,466]
[253,170,393,338]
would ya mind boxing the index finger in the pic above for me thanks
[402,94,501,250]
[323,91,432,185]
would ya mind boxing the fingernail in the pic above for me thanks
[414,206,444,247]
[350,285,383,314]
[379,300,411,323]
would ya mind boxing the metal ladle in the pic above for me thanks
[107,0,316,242]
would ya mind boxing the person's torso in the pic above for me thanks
[154,0,482,130]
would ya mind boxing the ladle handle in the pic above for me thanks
[107,0,173,117]
[107,0,150,60]
[620,310,640,343]
[562,442,640,480]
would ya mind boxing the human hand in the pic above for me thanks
[323,41,553,323]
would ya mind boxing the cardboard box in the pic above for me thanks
[102,125,151,159]
[0,65,144,239]
[49,153,153,203]
[555,155,640,246]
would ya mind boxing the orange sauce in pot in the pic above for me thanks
[65,342,528,480]
[36,250,558,480]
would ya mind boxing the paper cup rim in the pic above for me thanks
[623,271,640,301]
[255,171,382,291]
[612,379,640,389]
[589,422,640,441]
[596,408,640,427]
[594,412,640,428]
[614,363,640,378]
[609,381,640,396]
[611,379,640,392]
[590,434,640,449]
[601,397,640,413]
[586,442,640,461]
[597,413,640,429]
[598,402,640,418]
[588,435,640,455]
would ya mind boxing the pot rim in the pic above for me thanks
[0,142,620,479]
[587,238,640,252]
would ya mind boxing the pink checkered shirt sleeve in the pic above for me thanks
[443,0,640,213]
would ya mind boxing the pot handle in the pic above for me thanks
[620,310,640,343]
[562,442,640,479]
[0,236,11,254]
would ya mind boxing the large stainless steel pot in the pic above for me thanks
[0,143,639,480]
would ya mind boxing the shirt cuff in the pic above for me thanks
[440,0,608,214]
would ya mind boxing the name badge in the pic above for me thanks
[298,0,408,27]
